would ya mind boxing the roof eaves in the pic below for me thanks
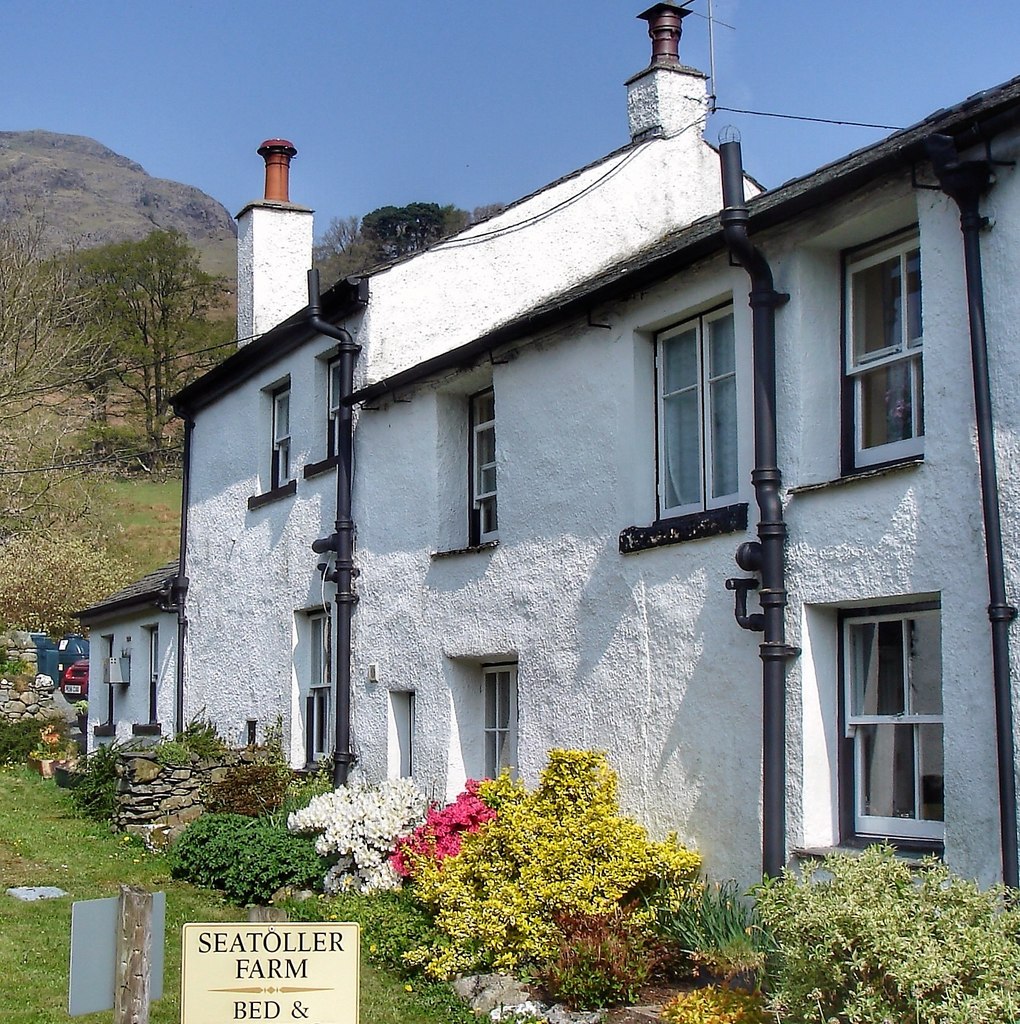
[347,73,1020,406]
[77,560,180,622]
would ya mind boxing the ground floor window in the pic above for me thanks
[841,604,943,844]
[483,663,518,778]
[388,690,416,778]
[305,612,331,764]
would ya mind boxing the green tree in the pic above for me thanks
[0,214,102,537]
[79,229,232,474]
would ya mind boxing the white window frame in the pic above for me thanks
[470,388,498,543]
[842,608,943,843]
[655,304,739,518]
[327,357,342,460]
[306,611,331,763]
[144,624,159,724]
[482,663,517,778]
[845,233,923,469]
[272,385,292,488]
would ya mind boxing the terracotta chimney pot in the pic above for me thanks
[637,2,692,64]
[257,139,298,203]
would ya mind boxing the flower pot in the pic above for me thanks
[28,756,55,778]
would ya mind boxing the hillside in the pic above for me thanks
[0,130,237,277]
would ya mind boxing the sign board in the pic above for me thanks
[181,922,360,1024]
[68,892,165,1016]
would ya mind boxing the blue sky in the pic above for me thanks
[4,2,1018,235]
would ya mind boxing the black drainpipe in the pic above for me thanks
[307,269,362,788]
[173,416,193,735]
[926,133,1018,888]
[719,137,798,879]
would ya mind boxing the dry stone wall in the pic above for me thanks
[113,748,259,843]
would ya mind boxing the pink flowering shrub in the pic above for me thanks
[391,780,495,878]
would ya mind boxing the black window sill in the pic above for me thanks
[131,723,162,736]
[93,723,116,737]
[304,455,339,480]
[789,457,922,497]
[431,540,499,560]
[247,479,297,510]
[794,836,943,861]
[620,503,748,554]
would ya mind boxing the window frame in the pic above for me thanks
[482,662,518,779]
[838,603,944,846]
[271,384,292,489]
[388,689,416,779]
[654,302,739,519]
[842,230,924,472]
[469,388,498,545]
[304,611,332,764]
[327,357,342,461]
[145,623,159,725]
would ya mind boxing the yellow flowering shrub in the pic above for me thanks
[405,750,700,978]
[660,986,768,1024]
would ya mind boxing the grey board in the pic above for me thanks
[68,892,165,1016]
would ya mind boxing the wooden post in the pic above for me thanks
[114,885,152,1024]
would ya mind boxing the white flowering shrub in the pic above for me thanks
[287,775,427,894]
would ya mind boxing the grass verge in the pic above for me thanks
[0,768,464,1024]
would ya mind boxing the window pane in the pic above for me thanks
[708,314,735,377]
[662,391,701,508]
[663,329,699,393]
[908,615,942,714]
[329,361,341,407]
[476,426,495,466]
[473,391,494,423]
[859,723,915,819]
[497,671,510,729]
[710,374,738,498]
[275,392,290,438]
[853,256,903,362]
[859,360,915,449]
[918,723,944,822]
[478,495,497,534]
[850,621,905,716]
[905,249,922,344]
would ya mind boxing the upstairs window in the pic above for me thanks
[327,357,342,460]
[469,388,498,544]
[842,606,943,844]
[845,233,923,469]
[656,305,739,517]
[272,385,292,488]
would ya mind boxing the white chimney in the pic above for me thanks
[627,2,710,142]
[235,139,313,346]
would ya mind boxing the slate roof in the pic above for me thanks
[77,560,179,622]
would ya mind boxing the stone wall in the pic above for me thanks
[113,748,260,842]
[0,673,61,723]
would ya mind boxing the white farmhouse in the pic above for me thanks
[87,4,1020,889]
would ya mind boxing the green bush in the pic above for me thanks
[70,742,123,821]
[756,844,1020,1024]
[288,888,445,976]
[0,718,43,766]
[539,906,662,1009]
[168,813,324,905]
[650,879,767,983]
[205,760,293,817]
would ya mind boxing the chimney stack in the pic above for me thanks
[627,2,709,142]
[236,139,313,346]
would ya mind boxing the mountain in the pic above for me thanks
[0,130,237,277]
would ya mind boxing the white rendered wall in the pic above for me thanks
[84,608,178,748]
[183,128,1020,889]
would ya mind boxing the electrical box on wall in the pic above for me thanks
[367,663,379,683]
[104,657,130,685]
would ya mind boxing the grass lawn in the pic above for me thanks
[96,477,182,577]
[0,768,462,1024]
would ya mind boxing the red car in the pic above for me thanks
[60,660,89,700]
